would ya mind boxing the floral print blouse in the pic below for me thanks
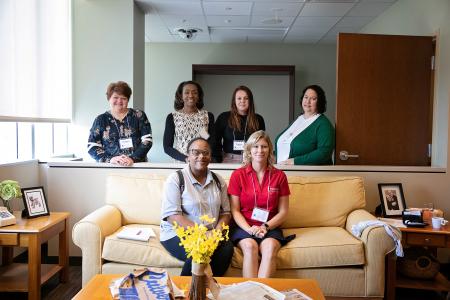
[87,108,152,162]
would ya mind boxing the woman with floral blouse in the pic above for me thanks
[87,81,152,166]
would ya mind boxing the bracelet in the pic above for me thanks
[262,223,270,230]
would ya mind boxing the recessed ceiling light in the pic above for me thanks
[261,18,282,25]
[262,8,283,25]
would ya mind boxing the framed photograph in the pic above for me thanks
[21,187,50,218]
[378,183,407,217]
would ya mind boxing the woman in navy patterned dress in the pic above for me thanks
[87,81,152,166]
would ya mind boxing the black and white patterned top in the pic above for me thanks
[163,110,215,162]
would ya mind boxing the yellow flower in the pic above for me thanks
[173,215,229,264]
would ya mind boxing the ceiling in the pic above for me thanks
[135,0,398,44]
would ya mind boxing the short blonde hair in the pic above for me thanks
[242,130,275,167]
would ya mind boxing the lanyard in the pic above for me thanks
[232,116,248,143]
[192,176,218,224]
[112,113,131,139]
[250,169,271,210]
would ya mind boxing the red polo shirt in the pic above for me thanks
[228,164,290,226]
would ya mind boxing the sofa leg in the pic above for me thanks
[385,251,397,300]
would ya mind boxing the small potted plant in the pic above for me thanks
[0,180,22,213]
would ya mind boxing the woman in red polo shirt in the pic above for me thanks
[228,130,294,278]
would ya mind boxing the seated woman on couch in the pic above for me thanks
[160,137,234,276]
[228,130,294,278]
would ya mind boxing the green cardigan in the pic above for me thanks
[275,114,335,165]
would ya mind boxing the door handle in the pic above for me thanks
[339,150,359,161]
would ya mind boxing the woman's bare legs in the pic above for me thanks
[258,238,281,278]
[238,238,259,277]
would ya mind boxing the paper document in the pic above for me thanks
[117,227,156,241]
[377,217,406,228]
[281,288,312,300]
[208,281,286,300]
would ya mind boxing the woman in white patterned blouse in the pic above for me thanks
[163,81,216,162]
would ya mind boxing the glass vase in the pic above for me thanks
[189,262,207,300]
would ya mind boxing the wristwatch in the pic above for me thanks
[262,223,270,230]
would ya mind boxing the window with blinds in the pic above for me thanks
[0,0,71,162]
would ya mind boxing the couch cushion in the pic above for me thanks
[105,174,166,225]
[282,176,366,228]
[102,224,183,268]
[231,227,365,269]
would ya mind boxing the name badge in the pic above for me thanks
[233,140,245,151]
[199,128,210,140]
[119,138,133,149]
[251,207,269,223]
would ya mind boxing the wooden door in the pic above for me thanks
[336,33,434,165]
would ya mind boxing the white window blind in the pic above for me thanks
[0,0,71,122]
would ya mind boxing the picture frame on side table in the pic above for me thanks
[21,187,50,218]
[378,183,407,217]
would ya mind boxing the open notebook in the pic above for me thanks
[117,227,156,242]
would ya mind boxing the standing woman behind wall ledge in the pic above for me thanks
[275,84,335,165]
[163,81,216,162]
[214,85,266,163]
[87,81,153,166]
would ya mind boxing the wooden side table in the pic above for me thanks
[0,212,70,300]
[386,222,450,300]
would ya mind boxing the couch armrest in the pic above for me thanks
[72,204,122,286]
[346,209,397,296]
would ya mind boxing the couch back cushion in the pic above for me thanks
[106,174,166,225]
[282,176,366,228]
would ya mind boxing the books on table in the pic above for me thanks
[117,227,156,242]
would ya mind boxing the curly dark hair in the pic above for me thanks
[301,84,327,114]
[174,81,204,110]
[106,81,132,100]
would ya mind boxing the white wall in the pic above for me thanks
[361,0,450,167]
[71,0,144,160]
[146,43,337,162]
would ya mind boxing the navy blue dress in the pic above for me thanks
[87,108,152,162]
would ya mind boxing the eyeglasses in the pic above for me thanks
[189,149,211,157]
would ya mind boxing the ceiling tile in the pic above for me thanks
[299,2,355,17]
[206,15,250,27]
[288,26,331,37]
[250,15,295,27]
[292,16,340,28]
[145,1,203,15]
[203,1,252,16]
[347,2,394,17]
[252,2,305,17]
[159,15,208,33]
[210,31,247,43]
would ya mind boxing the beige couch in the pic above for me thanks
[72,173,396,298]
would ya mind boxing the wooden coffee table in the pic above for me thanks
[73,274,325,300]
[0,212,70,300]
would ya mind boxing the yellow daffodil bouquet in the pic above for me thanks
[173,215,229,264]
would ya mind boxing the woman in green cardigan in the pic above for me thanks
[275,85,335,165]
